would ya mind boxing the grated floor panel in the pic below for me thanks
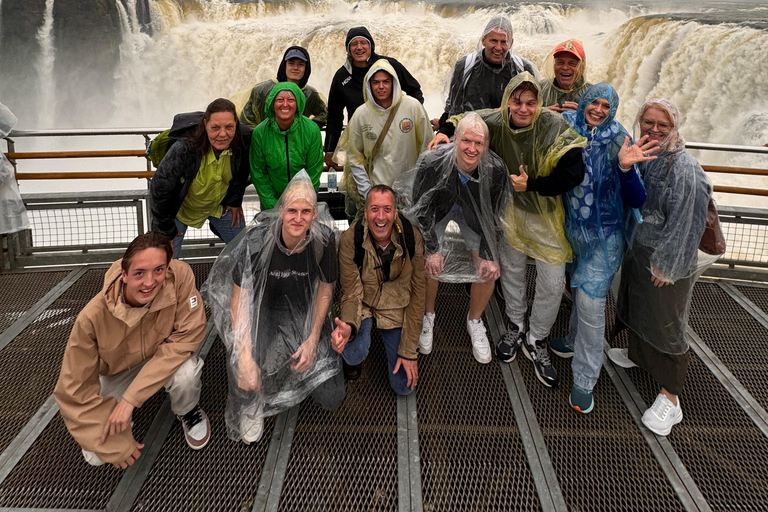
[735,283,768,316]
[277,332,397,511]
[0,270,69,335]
[131,340,275,512]
[419,283,540,512]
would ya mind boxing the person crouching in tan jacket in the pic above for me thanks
[332,184,426,393]
[54,232,210,469]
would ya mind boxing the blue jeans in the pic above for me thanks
[173,208,244,259]
[567,288,607,392]
[341,317,413,396]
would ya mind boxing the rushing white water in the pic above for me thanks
[35,0,56,129]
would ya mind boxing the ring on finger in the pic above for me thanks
[643,151,647,157]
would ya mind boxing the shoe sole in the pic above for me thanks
[569,394,594,414]
[551,348,574,359]
[186,434,211,450]
[496,350,517,363]
[472,347,492,364]
[522,343,557,388]
[419,343,433,355]
[642,412,683,436]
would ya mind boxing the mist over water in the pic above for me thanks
[3,0,768,204]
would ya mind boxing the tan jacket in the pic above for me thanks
[339,217,425,359]
[53,259,206,464]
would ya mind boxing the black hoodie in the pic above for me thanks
[324,26,424,153]
[276,45,311,89]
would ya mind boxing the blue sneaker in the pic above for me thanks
[550,337,574,358]
[569,385,594,414]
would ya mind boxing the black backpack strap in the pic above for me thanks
[353,221,365,272]
[398,214,416,261]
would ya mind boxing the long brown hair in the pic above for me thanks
[189,98,241,155]
[122,232,173,273]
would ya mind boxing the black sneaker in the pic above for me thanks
[177,405,210,450]
[522,335,559,387]
[343,360,362,381]
[496,325,524,363]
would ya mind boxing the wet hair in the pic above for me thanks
[190,98,241,156]
[455,112,489,141]
[366,184,396,207]
[511,81,539,102]
[121,232,173,273]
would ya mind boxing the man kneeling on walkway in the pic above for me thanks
[332,184,426,393]
[54,232,210,469]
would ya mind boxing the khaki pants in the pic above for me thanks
[81,356,204,466]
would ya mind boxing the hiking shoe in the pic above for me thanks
[550,337,574,358]
[178,405,210,450]
[607,348,637,369]
[419,312,435,355]
[496,325,524,363]
[642,394,683,436]
[569,385,594,414]
[343,360,362,381]
[522,335,559,387]
[467,317,492,364]
[241,403,265,444]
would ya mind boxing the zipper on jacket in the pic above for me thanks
[284,133,291,182]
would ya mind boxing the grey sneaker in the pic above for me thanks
[607,348,637,369]
[496,324,524,363]
[522,335,559,387]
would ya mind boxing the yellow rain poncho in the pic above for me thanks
[447,72,586,264]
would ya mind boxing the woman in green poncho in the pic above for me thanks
[250,82,324,211]
[430,72,586,389]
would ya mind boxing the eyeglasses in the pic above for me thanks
[639,118,672,132]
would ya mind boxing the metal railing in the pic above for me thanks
[2,130,767,276]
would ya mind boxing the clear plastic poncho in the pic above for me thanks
[203,171,340,442]
[448,72,587,265]
[561,83,644,298]
[616,99,712,355]
[0,102,30,235]
[393,141,512,282]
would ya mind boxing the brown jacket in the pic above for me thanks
[339,217,425,359]
[53,259,206,464]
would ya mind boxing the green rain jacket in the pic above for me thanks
[250,82,324,210]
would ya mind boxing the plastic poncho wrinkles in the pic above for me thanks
[448,73,586,265]
[333,59,433,209]
[562,84,645,298]
[0,102,30,235]
[393,143,512,282]
[203,171,340,442]
[249,82,324,210]
[539,77,592,109]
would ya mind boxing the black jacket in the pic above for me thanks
[150,126,252,239]
[324,27,424,153]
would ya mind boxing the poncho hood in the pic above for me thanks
[363,59,403,113]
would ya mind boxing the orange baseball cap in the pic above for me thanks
[553,39,585,61]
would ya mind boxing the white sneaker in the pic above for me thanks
[467,317,492,364]
[419,312,435,355]
[240,403,265,444]
[81,448,105,467]
[642,394,683,436]
[607,348,637,369]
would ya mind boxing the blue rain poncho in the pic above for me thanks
[0,102,30,235]
[561,83,646,298]
[203,172,341,443]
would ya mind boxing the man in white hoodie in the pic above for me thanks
[333,59,433,215]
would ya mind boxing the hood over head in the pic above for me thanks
[573,82,618,135]
[0,102,17,139]
[346,26,376,57]
[363,59,402,112]
[277,46,312,89]
[264,81,306,124]
[634,97,685,152]
[482,14,513,43]
[500,71,543,130]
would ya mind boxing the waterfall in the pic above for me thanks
[35,0,56,129]
[113,0,153,121]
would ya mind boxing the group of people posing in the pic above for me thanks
[54,14,714,471]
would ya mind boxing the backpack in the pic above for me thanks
[147,111,204,168]
[353,214,415,273]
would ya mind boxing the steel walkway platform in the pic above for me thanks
[0,265,766,511]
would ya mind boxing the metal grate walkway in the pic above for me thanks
[0,265,767,511]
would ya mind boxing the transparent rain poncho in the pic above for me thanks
[447,72,587,265]
[393,138,512,282]
[0,102,30,235]
[204,171,340,442]
[561,83,645,298]
[616,99,712,355]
